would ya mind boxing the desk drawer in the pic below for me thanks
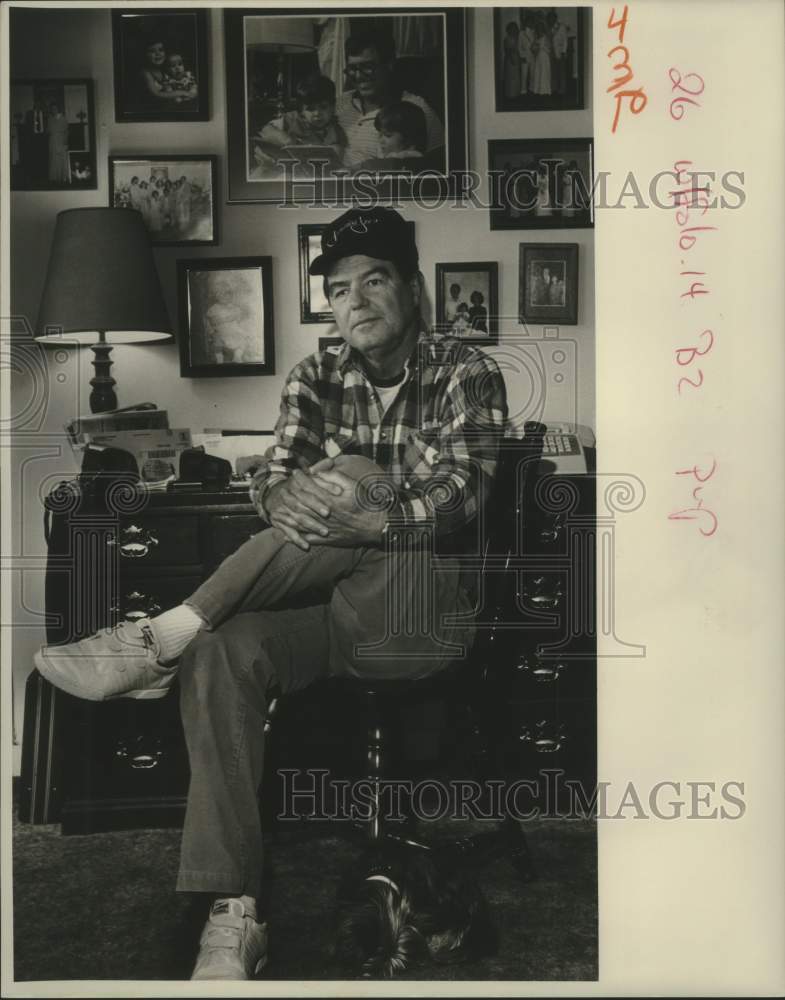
[114,516,200,566]
[113,576,203,623]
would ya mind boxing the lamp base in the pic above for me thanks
[89,340,117,413]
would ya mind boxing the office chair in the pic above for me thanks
[263,423,547,879]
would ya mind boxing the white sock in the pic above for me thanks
[147,604,205,664]
[215,894,258,919]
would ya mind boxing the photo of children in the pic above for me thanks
[243,13,447,183]
[436,264,498,341]
[112,10,207,122]
[495,6,584,112]
[110,157,216,246]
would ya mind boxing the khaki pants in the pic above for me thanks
[176,503,474,897]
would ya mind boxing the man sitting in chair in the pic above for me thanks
[35,206,507,981]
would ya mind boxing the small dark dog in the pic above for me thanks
[333,847,498,978]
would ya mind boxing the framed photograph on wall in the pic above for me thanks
[111,9,209,123]
[223,8,467,203]
[488,137,594,230]
[10,78,97,191]
[298,220,415,324]
[177,257,275,377]
[493,7,586,112]
[109,155,218,246]
[435,262,499,343]
[299,224,334,323]
[519,243,579,325]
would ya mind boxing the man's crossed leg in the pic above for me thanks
[34,456,472,979]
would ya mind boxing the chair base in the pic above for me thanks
[343,814,536,882]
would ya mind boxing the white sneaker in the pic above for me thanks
[34,620,177,702]
[191,898,268,981]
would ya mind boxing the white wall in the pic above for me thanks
[8,6,595,771]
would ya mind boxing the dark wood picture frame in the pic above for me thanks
[298,224,334,324]
[177,257,275,378]
[519,243,579,326]
[10,78,97,191]
[223,8,467,204]
[435,262,499,344]
[111,9,209,123]
[108,155,218,247]
[488,137,594,231]
[493,7,586,112]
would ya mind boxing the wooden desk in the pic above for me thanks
[19,482,264,832]
[19,454,598,832]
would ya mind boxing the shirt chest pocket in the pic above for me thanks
[324,430,360,459]
[403,430,443,482]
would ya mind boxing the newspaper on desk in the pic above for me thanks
[70,427,193,489]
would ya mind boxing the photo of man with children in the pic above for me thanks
[243,14,447,182]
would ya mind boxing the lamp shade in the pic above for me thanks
[245,16,315,50]
[36,208,172,345]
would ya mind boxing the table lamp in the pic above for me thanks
[35,208,173,413]
[245,17,315,117]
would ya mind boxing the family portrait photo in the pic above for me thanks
[10,79,96,190]
[530,260,566,306]
[111,8,208,122]
[435,262,499,342]
[109,155,217,246]
[177,258,275,377]
[494,6,585,112]
[224,9,467,202]
[519,242,579,325]
[489,138,594,230]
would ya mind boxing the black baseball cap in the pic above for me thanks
[308,206,418,276]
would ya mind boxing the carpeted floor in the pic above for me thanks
[12,804,597,983]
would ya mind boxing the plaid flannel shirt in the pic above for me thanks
[250,332,508,538]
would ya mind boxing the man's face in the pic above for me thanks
[327,254,419,358]
[346,47,392,101]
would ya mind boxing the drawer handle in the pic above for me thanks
[108,524,160,558]
[528,593,561,610]
[111,590,162,623]
[519,722,567,753]
[515,657,563,683]
[116,736,163,769]
[129,753,161,770]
